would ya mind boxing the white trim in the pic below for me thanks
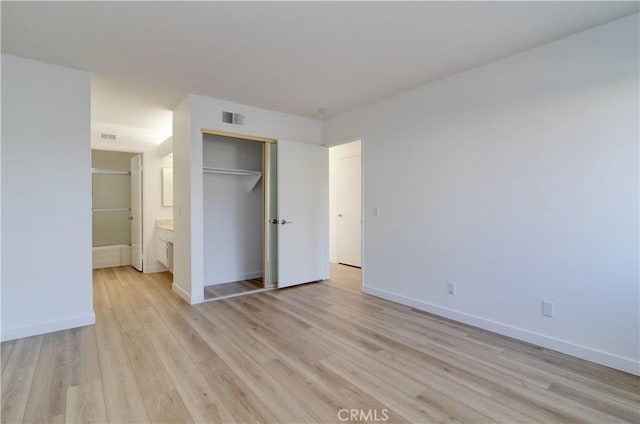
[362,285,640,376]
[203,287,274,303]
[172,282,204,305]
[1,312,96,342]
[171,282,190,302]
[330,257,338,263]
[204,271,263,286]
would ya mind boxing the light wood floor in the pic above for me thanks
[330,263,362,293]
[2,264,638,423]
[204,278,264,300]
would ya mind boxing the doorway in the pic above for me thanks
[329,140,363,290]
[91,150,143,270]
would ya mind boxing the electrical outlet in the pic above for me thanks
[447,282,456,295]
[542,300,554,317]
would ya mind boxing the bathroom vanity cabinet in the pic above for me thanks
[156,220,174,272]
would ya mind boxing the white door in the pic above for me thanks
[337,155,362,267]
[277,140,328,288]
[130,154,143,271]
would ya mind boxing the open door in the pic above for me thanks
[277,140,328,288]
[130,154,143,271]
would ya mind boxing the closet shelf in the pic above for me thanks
[203,167,260,176]
[203,167,262,192]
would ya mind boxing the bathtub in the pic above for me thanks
[92,245,131,269]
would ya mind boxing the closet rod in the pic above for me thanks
[92,208,131,212]
[203,167,261,176]
[91,168,131,175]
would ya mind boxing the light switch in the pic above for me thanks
[373,207,379,217]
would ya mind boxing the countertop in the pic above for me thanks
[156,219,174,231]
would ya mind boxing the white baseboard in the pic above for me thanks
[363,285,640,376]
[203,287,274,303]
[172,282,204,305]
[330,257,338,264]
[1,312,96,342]
[204,271,263,286]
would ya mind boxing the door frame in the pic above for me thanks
[201,128,277,291]
[90,148,144,270]
[130,153,144,271]
[336,154,362,267]
[329,139,364,290]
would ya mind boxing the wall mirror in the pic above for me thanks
[162,167,174,206]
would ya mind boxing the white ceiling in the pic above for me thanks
[2,1,638,132]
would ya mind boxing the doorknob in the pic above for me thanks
[270,219,279,224]
[280,219,293,225]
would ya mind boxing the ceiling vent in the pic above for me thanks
[222,111,245,125]
[100,133,117,141]
[233,113,245,125]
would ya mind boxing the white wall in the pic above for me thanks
[156,136,173,158]
[92,121,168,153]
[1,55,94,340]
[324,15,639,375]
[171,97,194,302]
[172,94,323,303]
[329,140,361,263]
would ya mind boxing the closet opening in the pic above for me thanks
[202,130,278,301]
